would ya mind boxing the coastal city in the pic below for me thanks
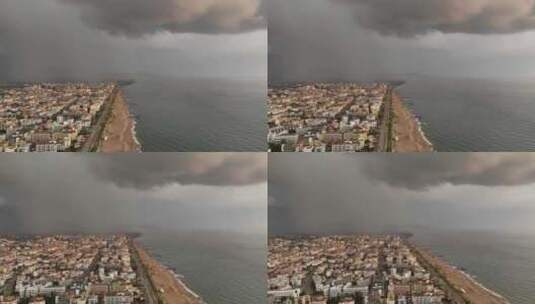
[0,83,116,152]
[0,235,145,304]
[268,235,449,304]
[267,83,389,152]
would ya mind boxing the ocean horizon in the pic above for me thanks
[397,76,535,152]
[137,230,266,304]
[269,75,535,152]
[1,74,267,152]
[122,74,267,152]
[412,229,535,304]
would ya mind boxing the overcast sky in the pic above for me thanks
[268,0,535,83]
[269,153,535,236]
[0,0,266,81]
[0,153,266,235]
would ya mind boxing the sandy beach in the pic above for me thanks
[98,90,140,152]
[391,92,434,152]
[411,245,509,304]
[134,242,202,304]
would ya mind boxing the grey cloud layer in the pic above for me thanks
[0,0,266,81]
[360,153,535,190]
[88,153,267,189]
[267,0,535,82]
[335,0,535,37]
[269,153,535,235]
[61,0,264,36]
[0,154,266,234]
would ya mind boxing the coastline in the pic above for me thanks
[391,91,434,152]
[133,242,202,304]
[409,242,509,304]
[97,88,141,152]
[458,268,509,301]
[131,117,142,151]
[172,272,204,301]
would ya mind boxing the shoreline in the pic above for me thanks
[133,242,202,304]
[391,90,434,152]
[458,268,509,302]
[409,242,509,304]
[170,271,204,301]
[131,115,142,151]
[97,88,141,152]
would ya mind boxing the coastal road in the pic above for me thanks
[410,243,508,304]
[80,87,119,152]
[131,242,159,304]
[377,87,393,152]
[407,242,470,304]
[133,242,201,304]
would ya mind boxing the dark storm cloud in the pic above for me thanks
[87,153,267,189]
[361,153,535,190]
[0,156,136,234]
[270,153,535,194]
[267,0,535,82]
[0,0,266,81]
[335,0,535,37]
[0,154,266,190]
[268,153,535,235]
[268,154,402,235]
[0,0,118,81]
[267,0,392,83]
[0,154,266,234]
[61,0,265,37]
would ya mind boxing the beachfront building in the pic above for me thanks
[268,235,446,304]
[268,83,387,152]
[0,235,145,304]
[0,82,115,152]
